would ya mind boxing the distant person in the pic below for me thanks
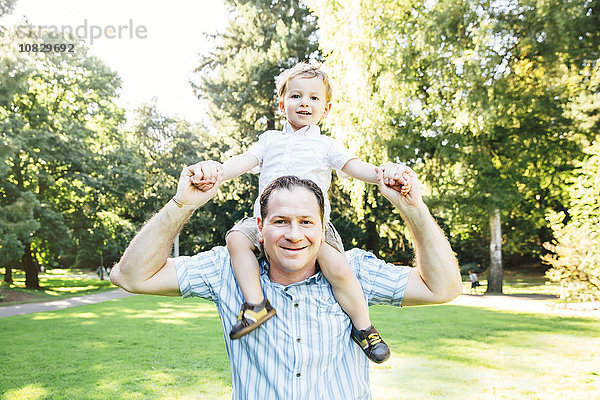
[110,169,463,399]
[468,270,481,293]
[193,62,412,363]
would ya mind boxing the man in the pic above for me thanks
[110,162,462,400]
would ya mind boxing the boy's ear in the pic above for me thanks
[278,100,285,115]
[322,102,332,119]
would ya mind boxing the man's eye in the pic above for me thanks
[301,220,314,225]
[274,220,286,224]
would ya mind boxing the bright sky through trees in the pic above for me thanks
[0,0,228,123]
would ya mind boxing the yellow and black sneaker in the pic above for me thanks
[229,299,276,340]
[351,325,391,363]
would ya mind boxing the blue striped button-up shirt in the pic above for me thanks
[175,246,411,400]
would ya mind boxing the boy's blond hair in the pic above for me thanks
[276,62,333,104]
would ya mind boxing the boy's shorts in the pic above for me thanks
[226,217,345,258]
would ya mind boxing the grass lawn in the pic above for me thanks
[1,295,599,400]
[0,269,115,306]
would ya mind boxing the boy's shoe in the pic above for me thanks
[229,299,276,340]
[351,325,391,363]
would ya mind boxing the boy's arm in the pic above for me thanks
[221,152,259,181]
[340,158,379,184]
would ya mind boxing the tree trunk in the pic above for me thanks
[23,243,40,289]
[486,207,503,293]
[3,267,13,284]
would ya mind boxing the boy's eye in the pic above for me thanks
[310,96,319,101]
[291,94,300,99]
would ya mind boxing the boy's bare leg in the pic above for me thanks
[226,231,276,339]
[318,242,390,363]
[318,242,371,330]
[226,231,264,304]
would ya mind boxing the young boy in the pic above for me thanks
[468,270,481,294]
[197,62,410,363]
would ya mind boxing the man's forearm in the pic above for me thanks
[111,200,193,293]
[402,203,462,303]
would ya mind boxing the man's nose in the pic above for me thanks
[284,222,302,241]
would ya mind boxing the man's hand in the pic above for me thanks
[175,161,223,208]
[376,163,424,210]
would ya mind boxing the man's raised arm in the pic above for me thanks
[109,161,223,296]
[377,164,462,306]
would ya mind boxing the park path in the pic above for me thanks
[0,288,134,318]
[449,293,600,318]
[1,289,598,318]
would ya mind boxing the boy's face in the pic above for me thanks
[279,76,331,131]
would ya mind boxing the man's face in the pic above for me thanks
[257,187,324,283]
[279,76,331,132]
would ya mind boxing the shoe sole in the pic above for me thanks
[229,308,276,340]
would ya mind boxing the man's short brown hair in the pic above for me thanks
[276,62,333,104]
[259,176,325,222]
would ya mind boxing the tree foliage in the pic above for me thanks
[307,0,597,290]
[0,28,132,286]
[544,139,600,302]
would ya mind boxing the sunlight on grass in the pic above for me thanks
[3,384,47,400]
[46,285,99,294]
[31,314,60,320]
[71,312,99,318]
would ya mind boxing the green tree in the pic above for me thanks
[123,101,255,255]
[1,28,131,287]
[543,52,600,301]
[308,0,594,292]
[544,139,600,301]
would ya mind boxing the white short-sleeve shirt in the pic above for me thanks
[248,122,356,220]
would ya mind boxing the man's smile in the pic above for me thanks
[280,245,308,252]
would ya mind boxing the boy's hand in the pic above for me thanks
[189,160,223,192]
[378,163,411,195]
[376,163,423,210]
[174,161,224,209]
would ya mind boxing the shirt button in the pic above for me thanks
[294,303,299,308]
[296,373,301,378]
[296,337,301,343]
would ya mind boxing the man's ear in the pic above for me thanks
[257,217,264,243]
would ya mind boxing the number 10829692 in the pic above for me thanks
[19,43,75,52]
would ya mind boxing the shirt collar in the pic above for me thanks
[283,122,320,136]
[259,259,323,287]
